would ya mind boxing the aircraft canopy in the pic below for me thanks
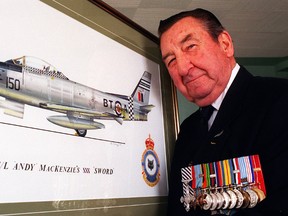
[11,56,69,80]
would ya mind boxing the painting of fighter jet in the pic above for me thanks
[0,56,154,137]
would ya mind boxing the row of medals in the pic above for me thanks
[191,184,265,211]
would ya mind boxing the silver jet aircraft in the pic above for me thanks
[0,56,154,137]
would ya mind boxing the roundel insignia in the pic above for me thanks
[115,101,122,116]
[141,134,160,187]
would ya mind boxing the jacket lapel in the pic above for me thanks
[208,66,254,144]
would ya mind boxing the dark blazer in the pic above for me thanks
[167,66,288,216]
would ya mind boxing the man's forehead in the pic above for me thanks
[160,28,198,50]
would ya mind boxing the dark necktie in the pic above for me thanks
[200,105,214,131]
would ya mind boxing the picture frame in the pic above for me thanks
[0,0,179,215]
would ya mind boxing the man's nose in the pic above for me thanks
[177,55,192,75]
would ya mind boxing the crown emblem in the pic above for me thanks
[145,134,154,149]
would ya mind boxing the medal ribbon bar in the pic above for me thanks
[180,154,266,212]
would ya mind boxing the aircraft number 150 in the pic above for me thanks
[6,77,20,91]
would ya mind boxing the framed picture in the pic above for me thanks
[0,0,178,215]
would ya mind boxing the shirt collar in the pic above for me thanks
[212,63,240,110]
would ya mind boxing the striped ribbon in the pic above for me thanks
[195,164,203,188]
[224,159,231,186]
[244,156,254,183]
[250,155,266,194]
[220,160,226,187]
[239,156,248,185]
[181,166,195,211]
[202,164,207,188]
[228,159,236,185]
[209,162,216,187]
[202,163,210,189]
[233,157,241,185]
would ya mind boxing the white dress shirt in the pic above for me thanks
[208,63,240,130]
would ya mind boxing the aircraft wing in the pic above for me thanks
[39,102,123,124]
[0,99,25,118]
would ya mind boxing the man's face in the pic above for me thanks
[160,17,234,106]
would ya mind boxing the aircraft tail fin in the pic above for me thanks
[131,71,152,106]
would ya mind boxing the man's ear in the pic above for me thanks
[218,31,234,57]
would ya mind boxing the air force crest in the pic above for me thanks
[141,135,160,187]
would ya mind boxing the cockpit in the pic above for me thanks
[10,56,69,80]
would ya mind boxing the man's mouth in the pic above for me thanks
[183,73,204,85]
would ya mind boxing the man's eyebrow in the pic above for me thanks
[162,52,173,62]
[161,34,193,62]
[180,33,193,44]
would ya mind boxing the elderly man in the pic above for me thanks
[159,8,288,216]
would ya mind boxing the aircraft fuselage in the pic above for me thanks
[0,57,153,136]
